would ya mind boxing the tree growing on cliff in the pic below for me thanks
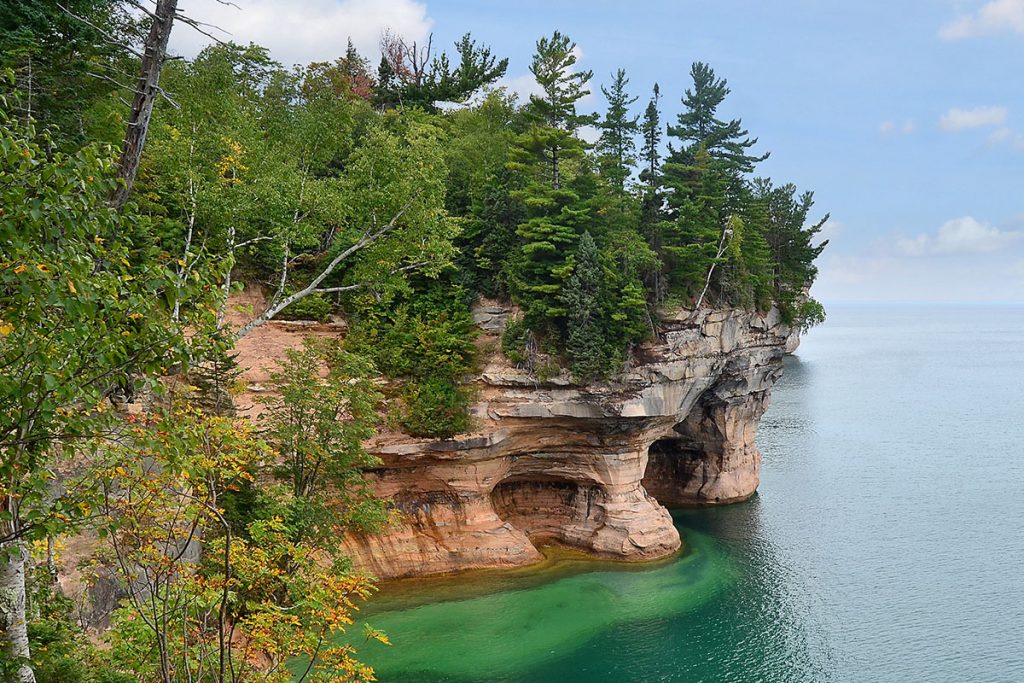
[259,338,389,539]
[596,68,639,191]
[506,31,596,331]
[561,232,609,381]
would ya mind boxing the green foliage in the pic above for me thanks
[783,297,827,333]
[501,318,531,365]
[260,337,387,534]
[0,0,140,148]
[399,376,475,439]
[273,291,333,322]
[597,69,639,191]
[0,105,210,546]
[346,278,478,439]
[562,232,613,381]
[376,32,508,111]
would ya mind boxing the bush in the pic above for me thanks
[274,292,333,322]
[399,376,475,439]
[500,318,530,364]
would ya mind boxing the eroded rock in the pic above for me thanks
[343,305,799,579]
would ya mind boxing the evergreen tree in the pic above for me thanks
[666,62,767,177]
[639,83,663,191]
[522,30,597,189]
[597,69,639,191]
[507,31,596,330]
[638,83,665,300]
[561,231,608,381]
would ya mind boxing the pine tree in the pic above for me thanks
[639,83,662,193]
[522,30,597,189]
[667,62,767,176]
[561,231,608,381]
[597,69,639,191]
[507,31,597,330]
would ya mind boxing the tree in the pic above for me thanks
[94,407,386,683]
[260,339,387,536]
[521,30,596,190]
[663,61,767,212]
[0,92,199,683]
[596,69,639,191]
[110,0,178,210]
[638,83,662,193]
[506,31,596,331]
[303,39,375,101]
[747,178,828,307]
[375,32,507,111]
[561,232,608,382]
[0,0,140,147]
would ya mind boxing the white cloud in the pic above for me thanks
[578,125,601,145]
[816,218,844,246]
[987,127,1024,150]
[939,0,1024,40]
[498,73,544,103]
[893,216,1024,256]
[880,119,915,135]
[168,0,433,66]
[938,106,1008,131]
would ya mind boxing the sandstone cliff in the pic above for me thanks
[340,305,799,579]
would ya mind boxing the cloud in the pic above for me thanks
[893,216,1024,256]
[938,106,1008,131]
[816,218,844,246]
[939,0,1024,40]
[987,127,1024,150]
[498,73,544,103]
[168,0,433,66]
[879,119,915,135]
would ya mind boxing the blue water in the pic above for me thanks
[351,305,1024,682]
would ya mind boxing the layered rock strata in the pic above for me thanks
[341,306,798,579]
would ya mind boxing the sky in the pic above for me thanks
[168,0,1024,304]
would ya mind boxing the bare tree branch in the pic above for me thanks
[233,195,419,339]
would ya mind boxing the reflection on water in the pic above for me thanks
[320,306,1024,682]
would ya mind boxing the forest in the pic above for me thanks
[0,1,826,681]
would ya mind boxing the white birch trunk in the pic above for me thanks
[0,542,35,683]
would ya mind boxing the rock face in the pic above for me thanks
[341,306,798,579]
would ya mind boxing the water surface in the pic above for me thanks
[350,305,1024,682]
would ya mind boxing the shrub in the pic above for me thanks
[399,376,475,439]
[274,292,333,322]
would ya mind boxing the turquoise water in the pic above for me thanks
[349,305,1024,682]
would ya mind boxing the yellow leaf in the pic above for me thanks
[36,264,51,273]
[94,236,105,245]
[68,280,77,295]
[13,264,27,274]
[177,259,187,267]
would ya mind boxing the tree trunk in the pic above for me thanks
[0,542,35,683]
[110,0,178,210]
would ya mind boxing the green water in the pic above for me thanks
[352,529,733,681]
[332,306,1024,682]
